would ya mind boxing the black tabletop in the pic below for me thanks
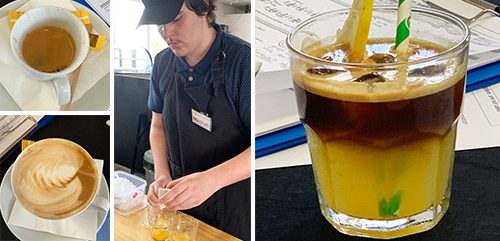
[0,115,110,241]
[0,0,11,7]
[256,147,500,241]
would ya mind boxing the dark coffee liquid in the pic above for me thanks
[22,25,75,73]
[294,77,465,148]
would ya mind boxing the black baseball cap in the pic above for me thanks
[138,0,184,26]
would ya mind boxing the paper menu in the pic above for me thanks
[256,0,344,33]
[255,20,290,71]
[456,82,500,150]
[468,19,500,54]
[423,0,484,19]
[84,0,110,24]
[255,0,500,72]
[256,0,344,72]
[0,115,43,159]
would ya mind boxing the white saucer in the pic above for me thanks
[0,164,110,241]
[0,0,110,111]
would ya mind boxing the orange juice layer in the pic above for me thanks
[306,124,456,220]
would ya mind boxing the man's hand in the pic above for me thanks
[159,172,218,211]
[147,175,172,207]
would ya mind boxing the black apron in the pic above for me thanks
[161,35,250,241]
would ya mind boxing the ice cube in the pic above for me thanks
[115,176,137,193]
[114,176,145,211]
[307,66,341,75]
[354,73,386,83]
[409,65,445,76]
[322,55,334,61]
[366,53,396,64]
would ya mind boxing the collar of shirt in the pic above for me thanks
[175,24,222,75]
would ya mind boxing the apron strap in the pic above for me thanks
[212,32,226,97]
[168,52,178,85]
[212,50,225,97]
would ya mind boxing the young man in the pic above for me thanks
[138,0,251,240]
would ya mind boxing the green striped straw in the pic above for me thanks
[395,0,411,52]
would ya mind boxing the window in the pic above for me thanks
[113,0,167,73]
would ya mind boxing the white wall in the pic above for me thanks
[214,2,251,43]
[215,2,247,15]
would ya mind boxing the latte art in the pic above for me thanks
[33,163,78,189]
[12,139,98,219]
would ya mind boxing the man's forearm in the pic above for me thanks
[150,113,171,180]
[203,147,251,191]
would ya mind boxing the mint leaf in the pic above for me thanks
[379,191,402,216]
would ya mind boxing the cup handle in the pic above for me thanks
[51,76,71,105]
[91,196,110,212]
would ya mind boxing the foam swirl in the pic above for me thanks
[12,139,98,219]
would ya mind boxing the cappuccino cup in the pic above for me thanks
[11,139,107,220]
[10,6,89,105]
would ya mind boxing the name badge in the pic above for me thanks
[191,109,212,132]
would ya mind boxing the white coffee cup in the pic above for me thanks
[10,138,109,220]
[10,6,89,105]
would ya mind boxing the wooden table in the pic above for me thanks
[114,208,242,241]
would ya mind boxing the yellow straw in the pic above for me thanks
[349,0,374,62]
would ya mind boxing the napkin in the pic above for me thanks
[8,159,106,241]
[158,187,170,210]
[0,0,110,110]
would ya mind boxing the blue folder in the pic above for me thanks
[256,61,500,158]
[256,125,306,158]
[73,0,93,11]
[466,60,500,92]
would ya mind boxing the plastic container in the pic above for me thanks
[114,170,148,215]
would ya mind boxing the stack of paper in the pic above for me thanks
[84,0,109,25]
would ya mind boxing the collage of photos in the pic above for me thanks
[0,0,499,241]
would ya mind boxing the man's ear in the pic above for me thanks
[203,0,210,16]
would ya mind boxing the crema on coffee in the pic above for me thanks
[11,139,98,219]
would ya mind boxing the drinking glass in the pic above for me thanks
[287,7,469,238]
[148,206,176,241]
[168,214,198,241]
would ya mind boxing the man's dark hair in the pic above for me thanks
[185,0,217,26]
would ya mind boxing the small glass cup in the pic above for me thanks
[148,206,176,241]
[168,214,198,241]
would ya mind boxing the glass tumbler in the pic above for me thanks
[168,214,198,241]
[148,205,176,241]
[287,7,469,239]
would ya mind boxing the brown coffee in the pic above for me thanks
[22,26,75,73]
[11,139,98,219]
[295,77,464,148]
